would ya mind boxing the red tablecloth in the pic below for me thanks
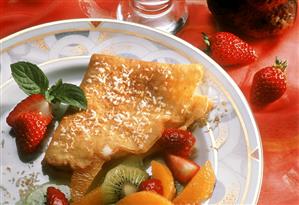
[1,0,299,204]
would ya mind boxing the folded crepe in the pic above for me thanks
[44,54,212,200]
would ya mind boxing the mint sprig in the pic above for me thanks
[11,62,49,95]
[11,61,87,110]
[47,81,87,109]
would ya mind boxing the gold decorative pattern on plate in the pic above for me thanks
[251,148,260,160]
[90,21,102,28]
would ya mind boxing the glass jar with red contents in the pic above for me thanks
[207,0,297,38]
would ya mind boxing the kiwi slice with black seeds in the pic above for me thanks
[101,164,149,204]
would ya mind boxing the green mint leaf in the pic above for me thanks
[46,79,64,103]
[54,79,63,88]
[49,83,87,109]
[10,62,49,95]
[45,90,55,102]
[47,79,63,100]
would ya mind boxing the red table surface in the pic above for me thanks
[1,0,299,204]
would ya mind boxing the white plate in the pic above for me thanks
[0,19,263,204]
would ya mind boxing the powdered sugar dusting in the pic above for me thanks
[48,55,205,167]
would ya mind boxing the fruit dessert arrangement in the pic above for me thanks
[7,55,216,205]
[6,24,289,205]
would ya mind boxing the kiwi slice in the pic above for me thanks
[120,155,145,169]
[174,181,184,195]
[101,164,149,204]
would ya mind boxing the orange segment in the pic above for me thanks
[151,160,176,200]
[71,187,102,205]
[71,158,104,201]
[173,161,216,205]
[116,191,173,205]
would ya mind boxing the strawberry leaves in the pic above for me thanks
[11,62,87,110]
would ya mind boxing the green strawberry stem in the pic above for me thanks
[202,32,211,55]
[274,57,287,72]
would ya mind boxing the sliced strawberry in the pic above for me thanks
[6,94,53,153]
[14,112,50,153]
[6,94,52,126]
[165,154,200,184]
[47,186,69,205]
[159,128,196,158]
[139,178,164,196]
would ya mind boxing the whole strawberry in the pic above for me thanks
[202,32,257,66]
[47,186,69,205]
[250,58,287,106]
[7,94,52,127]
[7,61,87,154]
[158,128,196,158]
[15,112,51,153]
[139,178,164,196]
[7,94,53,153]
